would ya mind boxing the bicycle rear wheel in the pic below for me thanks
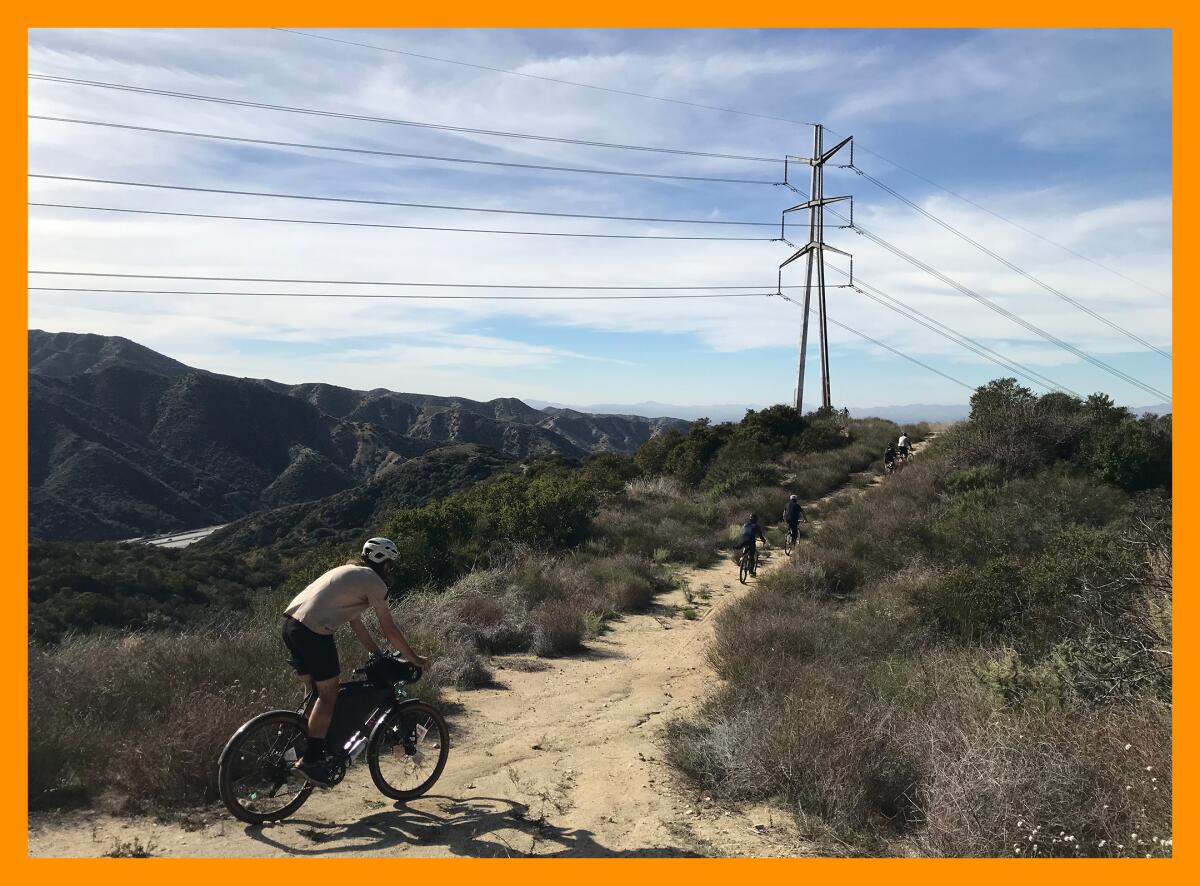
[738,552,750,584]
[218,710,314,824]
[784,529,795,556]
[367,702,450,801]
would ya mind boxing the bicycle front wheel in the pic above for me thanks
[367,702,450,801]
[218,710,314,824]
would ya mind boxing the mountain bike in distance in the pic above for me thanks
[217,653,449,824]
[783,523,800,555]
[738,543,758,584]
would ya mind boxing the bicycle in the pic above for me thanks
[217,652,449,825]
[738,542,758,584]
[783,522,802,555]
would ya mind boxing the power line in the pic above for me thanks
[29,202,772,241]
[272,28,821,131]
[778,178,1165,399]
[28,74,781,165]
[826,129,1170,300]
[818,258,1074,395]
[817,254,1074,394]
[850,165,1171,359]
[774,184,1074,394]
[29,115,779,186]
[849,221,1171,402]
[29,286,783,301]
[25,279,967,388]
[29,174,787,228]
[261,30,1172,302]
[27,270,800,291]
[773,292,975,392]
[846,277,1078,396]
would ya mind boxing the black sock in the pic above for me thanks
[304,738,327,763]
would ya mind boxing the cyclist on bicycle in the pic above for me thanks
[897,432,911,459]
[738,514,768,571]
[782,494,807,541]
[884,443,897,470]
[281,537,429,787]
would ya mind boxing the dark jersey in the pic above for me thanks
[741,521,766,545]
[784,500,804,524]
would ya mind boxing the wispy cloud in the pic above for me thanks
[27,27,1171,406]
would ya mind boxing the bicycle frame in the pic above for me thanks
[299,683,423,765]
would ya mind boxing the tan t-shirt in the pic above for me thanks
[284,564,388,635]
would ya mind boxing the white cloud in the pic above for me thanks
[27,27,1172,406]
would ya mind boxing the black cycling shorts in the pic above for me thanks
[282,615,340,683]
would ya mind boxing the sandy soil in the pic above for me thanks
[29,440,931,858]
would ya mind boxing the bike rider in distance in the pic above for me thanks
[738,513,768,571]
[897,431,912,461]
[783,494,807,542]
[884,442,897,472]
[281,537,430,787]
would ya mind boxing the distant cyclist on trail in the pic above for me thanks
[897,432,911,459]
[738,513,768,572]
[281,537,429,787]
[884,442,897,471]
[782,494,807,539]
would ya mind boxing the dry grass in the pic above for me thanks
[666,434,1172,857]
[28,550,671,811]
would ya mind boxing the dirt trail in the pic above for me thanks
[29,439,932,858]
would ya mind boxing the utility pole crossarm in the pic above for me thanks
[779,242,816,270]
[820,134,853,164]
[781,195,851,215]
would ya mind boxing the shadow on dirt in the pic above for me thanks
[243,794,703,857]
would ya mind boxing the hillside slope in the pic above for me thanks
[201,444,518,555]
[28,330,688,541]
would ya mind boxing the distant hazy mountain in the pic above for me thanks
[28,331,688,541]
[845,404,971,424]
[527,400,762,424]
[1133,403,1172,416]
[527,399,975,425]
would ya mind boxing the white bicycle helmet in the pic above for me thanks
[362,537,400,564]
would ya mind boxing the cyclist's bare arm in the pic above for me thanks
[373,602,430,670]
[350,617,383,655]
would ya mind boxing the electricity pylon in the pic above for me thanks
[777,124,853,413]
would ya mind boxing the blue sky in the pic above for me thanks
[27,28,1172,409]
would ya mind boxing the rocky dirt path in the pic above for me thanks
[30,439,933,858]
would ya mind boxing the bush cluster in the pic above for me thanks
[666,383,1172,856]
[28,405,911,815]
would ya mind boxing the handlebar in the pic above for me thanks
[353,651,411,676]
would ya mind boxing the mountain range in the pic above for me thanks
[528,399,976,424]
[528,400,1171,425]
[28,330,688,542]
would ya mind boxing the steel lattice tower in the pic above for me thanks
[777,124,853,413]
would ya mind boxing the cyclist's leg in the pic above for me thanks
[306,678,339,751]
[283,617,340,761]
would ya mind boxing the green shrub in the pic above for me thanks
[667,384,1172,855]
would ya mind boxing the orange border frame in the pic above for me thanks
[3,7,1186,879]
